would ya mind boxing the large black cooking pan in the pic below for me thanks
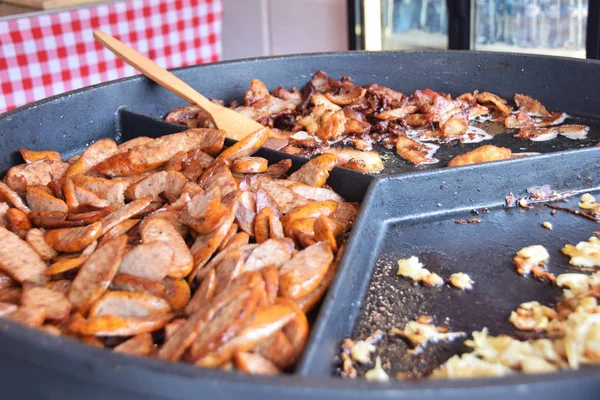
[1,52,599,400]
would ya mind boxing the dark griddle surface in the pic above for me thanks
[353,195,599,377]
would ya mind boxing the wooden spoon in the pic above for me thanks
[93,30,264,141]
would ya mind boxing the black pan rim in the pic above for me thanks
[1,316,599,397]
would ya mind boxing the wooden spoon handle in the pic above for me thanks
[93,30,215,112]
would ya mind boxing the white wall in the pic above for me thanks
[222,0,349,60]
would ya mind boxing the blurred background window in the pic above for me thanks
[355,0,596,59]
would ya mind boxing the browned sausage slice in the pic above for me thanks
[113,332,155,356]
[5,160,68,192]
[281,200,338,228]
[195,300,296,367]
[162,278,191,311]
[65,138,118,177]
[68,235,127,314]
[125,171,186,201]
[0,301,18,317]
[69,313,174,336]
[184,268,216,316]
[244,238,294,272]
[185,287,261,362]
[288,154,338,188]
[7,305,47,327]
[100,197,152,235]
[88,291,172,318]
[255,329,295,369]
[313,215,338,252]
[0,226,47,284]
[231,157,269,174]
[213,247,245,295]
[278,297,309,362]
[70,175,129,208]
[110,274,167,298]
[141,218,193,279]
[221,232,250,252]
[259,264,279,305]
[26,186,68,213]
[235,191,256,236]
[189,213,236,283]
[99,219,140,244]
[295,245,344,313]
[160,271,264,361]
[26,228,58,260]
[233,352,280,375]
[216,127,270,164]
[279,241,333,300]
[45,221,103,253]
[0,182,30,213]
[94,129,224,176]
[118,241,173,281]
[21,286,72,320]
[20,149,62,163]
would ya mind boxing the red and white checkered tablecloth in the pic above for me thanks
[0,0,222,113]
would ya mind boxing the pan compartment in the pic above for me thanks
[298,148,600,379]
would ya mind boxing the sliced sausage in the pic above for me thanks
[220,232,249,252]
[125,171,186,201]
[255,329,295,369]
[110,274,167,298]
[278,297,309,362]
[93,129,224,176]
[141,218,193,279]
[313,215,338,252]
[26,228,58,260]
[295,245,344,313]
[68,235,127,314]
[100,196,152,235]
[189,212,236,283]
[259,264,279,305]
[26,186,68,213]
[0,302,18,317]
[195,300,297,367]
[213,247,245,295]
[235,191,256,236]
[244,238,294,272]
[71,175,129,208]
[113,332,155,356]
[279,241,333,300]
[118,241,173,281]
[6,160,69,192]
[99,219,140,244]
[45,221,103,253]
[233,352,280,375]
[216,127,269,164]
[88,291,172,318]
[0,182,30,213]
[185,269,216,316]
[162,278,191,311]
[20,149,62,163]
[0,226,47,284]
[65,138,118,177]
[21,286,72,320]
[288,154,337,188]
[185,287,261,362]
[69,313,174,336]
[231,157,269,174]
[7,305,47,327]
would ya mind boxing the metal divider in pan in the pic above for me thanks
[116,109,372,202]
[299,148,600,385]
